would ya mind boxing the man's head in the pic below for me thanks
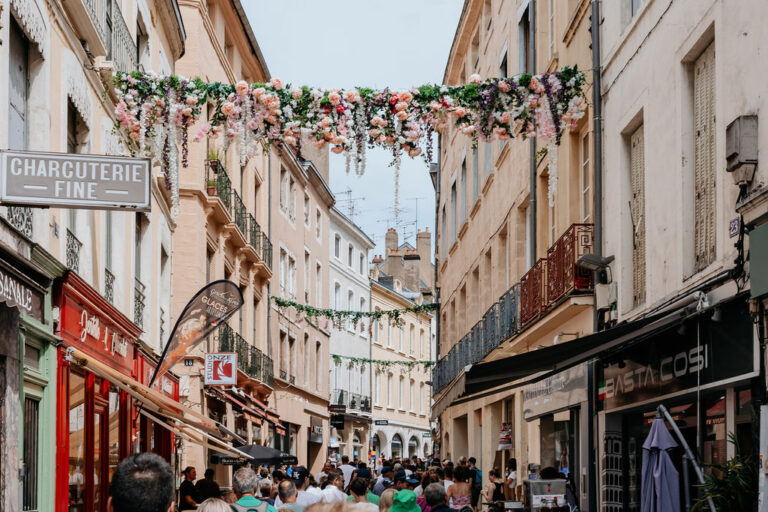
[349,477,369,498]
[327,469,344,489]
[405,477,419,490]
[183,466,197,481]
[278,479,298,503]
[204,469,215,480]
[468,457,476,467]
[322,460,332,471]
[424,482,447,507]
[260,468,270,478]
[381,466,394,479]
[291,466,310,490]
[232,467,259,497]
[341,455,350,465]
[259,482,272,498]
[272,470,285,482]
[443,466,452,480]
[108,452,175,512]
[394,470,408,490]
[357,469,372,480]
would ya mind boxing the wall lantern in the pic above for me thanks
[726,115,758,186]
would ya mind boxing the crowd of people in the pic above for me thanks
[107,452,523,512]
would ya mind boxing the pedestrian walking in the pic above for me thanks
[197,468,222,501]
[179,466,203,510]
[108,452,175,512]
[389,490,421,512]
[231,466,279,512]
[277,480,306,512]
[320,469,346,503]
[379,488,397,512]
[424,483,457,512]
[467,458,481,508]
[446,466,472,511]
[480,470,505,505]
[349,477,379,512]
[340,455,356,488]
[198,498,231,512]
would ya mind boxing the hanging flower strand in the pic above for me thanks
[111,67,586,195]
[271,296,437,328]
[332,354,435,373]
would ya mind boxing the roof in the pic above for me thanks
[442,0,472,84]
[232,0,271,79]
[330,207,375,248]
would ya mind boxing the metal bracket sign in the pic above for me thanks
[0,150,151,211]
[204,353,237,385]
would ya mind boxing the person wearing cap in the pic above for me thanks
[373,466,394,496]
[389,489,421,512]
[394,470,415,491]
[274,466,321,508]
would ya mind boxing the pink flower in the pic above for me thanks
[469,73,482,84]
[500,112,511,123]
[284,135,297,146]
[408,147,422,157]
[497,80,511,93]
[331,145,344,154]
[461,125,475,135]
[235,80,249,96]
[371,116,384,127]
[328,91,341,106]
[221,102,235,116]
[253,87,266,98]
[395,102,408,112]
[270,78,283,90]
[369,128,382,138]
[344,90,359,103]
[291,87,303,100]
[321,117,332,128]
[399,91,413,103]
[428,101,441,111]
[396,111,409,120]
[182,107,193,116]
[453,106,467,118]
[186,95,198,105]
[193,123,211,142]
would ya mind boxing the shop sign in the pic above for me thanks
[422,432,431,438]
[204,353,237,385]
[598,302,755,410]
[331,414,345,430]
[1,150,151,211]
[0,265,44,321]
[218,457,245,466]
[329,404,347,414]
[523,363,587,420]
[311,425,323,434]
[374,419,389,426]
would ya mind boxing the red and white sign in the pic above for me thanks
[204,353,237,385]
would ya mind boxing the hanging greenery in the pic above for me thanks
[111,68,586,216]
[271,296,437,328]
[331,354,435,372]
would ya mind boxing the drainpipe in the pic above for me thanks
[433,135,442,453]
[528,1,537,267]
[588,1,602,511]
[267,150,272,356]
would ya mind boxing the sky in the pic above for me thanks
[245,0,464,258]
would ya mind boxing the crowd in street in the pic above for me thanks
[107,452,523,512]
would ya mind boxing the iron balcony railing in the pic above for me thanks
[217,323,273,387]
[134,278,146,330]
[107,0,137,72]
[206,160,272,270]
[104,268,115,304]
[434,224,594,394]
[66,229,82,273]
[332,389,372,413]
[6,206,33,238]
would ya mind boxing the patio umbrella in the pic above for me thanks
[236,444,299,465]
[641,417,680,512]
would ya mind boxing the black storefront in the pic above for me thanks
[597,297,758,512]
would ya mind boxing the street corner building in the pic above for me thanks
[432,0,768,511]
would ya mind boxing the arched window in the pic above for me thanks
[391,434,403,458]
[408,436,419,457]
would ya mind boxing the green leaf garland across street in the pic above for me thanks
[331,354,435,373]
[271,296,437,328]
[111,68,587,216]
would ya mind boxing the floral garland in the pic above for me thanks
[272,296,437,328]
[111,68,586,216]
[331,354,435,373]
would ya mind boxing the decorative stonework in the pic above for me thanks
[65,50,92,128]
[10,0,48,60]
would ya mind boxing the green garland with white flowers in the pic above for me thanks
[271,296,436,327]
[331,354,435,372]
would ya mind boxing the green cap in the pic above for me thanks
[389,490,421,512]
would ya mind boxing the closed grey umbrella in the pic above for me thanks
[641,417,680,512]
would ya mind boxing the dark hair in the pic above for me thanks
[342,455,350,464]
[507,458,517,471]
[421,471,440,489]
[272,470,285,482]
[442,466,451,479]
[489,469,500,479]
[468,457,476,465]
[110,452,174,512]
[204,469,215,478]
[540,467,560,480]
[454,465,470,483]
[349,477,369,496]
[358,462,367,470]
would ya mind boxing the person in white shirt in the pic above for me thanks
[320,470,347,504]
[443,465,455,492]
[317,460,333,484]
[339,455,356,488]
[274,467,321,508]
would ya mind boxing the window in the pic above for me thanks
[289,336,296,379]
[279,249,287,296]
[450,181,457,243]
[409,324,415,354]
[519,5,532,73]
[288,176,296,221]
[315,263,322,306]
[525,205,533,269]
[288,255,296,297]
[280,332,289,374]
[387,319,392,347]
[547,175,556,245]
[387,373,393,407]
[374,308,381,343]
[375,371,381,405]
[693,42,716,272]
[399,376,404,409]
[629,0,643,18]
[23,397,39,510]
[304,192,310,226]
[315,341,322,390]
[316,209,322,239]
[252,299,258,347]
[581,133,591,222]
[419,382,425,414]
[279,167,288,211]
[9,17,29,150]
[347,290,354,331]
[472,147,479,202]
[419,329,425,358]
[348,244,353,266]
[484,142,492,177]
[630,124,646,307]
[484,0,492,31]
[359,253,365,274]
[334,234,341,258]
[334,282,341,309]
[360,297,367,336]
[441,205,447,257]
[304,250,311,303]
[304,334,310,386]
[499,50,508,79]
[68,371,86,509]
[399,325,404,352]
[548,0,555,60]
[410,379,415,412]
[460,158,467,223]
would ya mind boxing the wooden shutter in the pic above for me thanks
[630,125,646,307]
[693,42,716,272]
[8,19,29,150]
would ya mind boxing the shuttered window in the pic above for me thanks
[9,18,28,150]
[630,125,646,307]
[693,42,716,272]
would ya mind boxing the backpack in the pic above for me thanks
[230,502,270,512]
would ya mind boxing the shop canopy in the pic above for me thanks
[65,346,252,459]
[433,304,694,419]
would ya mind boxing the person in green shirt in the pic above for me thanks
[346,475,380,506]
[231,467,279,512]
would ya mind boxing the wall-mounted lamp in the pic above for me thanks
[576,253,615,271]
[553,332,579,344]
[726,115,758,186]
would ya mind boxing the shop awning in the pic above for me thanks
[433,306,691,416]
[65,346,251,459]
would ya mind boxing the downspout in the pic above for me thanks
[433,134,442,452]
[267,151,272,356]
[528,1,537,267]
[588,1,602,511]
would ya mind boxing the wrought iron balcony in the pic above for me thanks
[104,268,115,304]
[66,229,82,273]
[520,258,547,326]
[261,233,273,269]
[232,190,249,241]
[279,369,288,380]
[289,375,296,385]
[107,1,138,72]
[134,278,146,330]
[332,389,372,413]
[216,323,273,387]
[6,206,33,238]
[206,160,233,210]
[546,223,594,305]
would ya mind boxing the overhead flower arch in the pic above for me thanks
[111,67,586,216]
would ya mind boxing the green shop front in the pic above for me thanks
[0,216,60,512]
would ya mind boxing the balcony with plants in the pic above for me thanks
[205,155,272,273]
[210,322,274,393]
[332,389,372,414]
[433,223,594,394]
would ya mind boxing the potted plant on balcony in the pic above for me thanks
[206,179,218,196]
[206,149,222,173]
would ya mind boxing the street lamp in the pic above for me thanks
[726,115,758,186]
[575,253,614,272]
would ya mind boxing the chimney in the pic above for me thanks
[385,228,399,254]
[416,228,433,291]
[372,254,384,265]
[403,249,421,292]
[387,249,403,278]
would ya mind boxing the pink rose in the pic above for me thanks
[395,102,408,112]
[500,112,511,123]
[235,80,249,96]
[344,90,359,103]
[270,78,283,90]
[182,107,193,116]
[186,95,198,105]
[331,145,344,154]
[328,91,341,106]
[399,91,413,103]
[321,117,332,128]
[453,107,467,118]
[369,129,382,138]
[396,111,409,120]
[469,73,482,84]
[284,136,297,146]
[497,80,511,93]
[408,147,422,157]
[291,87,303,100]
[221,102,235,115]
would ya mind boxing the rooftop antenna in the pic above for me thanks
[334,187,365,221]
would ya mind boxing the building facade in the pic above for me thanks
[270,149,334,475]
[432,0,594,508]
[0,0,184,509]
[370,227,434,461]
[170,0,277,488]
[328,207,375,462]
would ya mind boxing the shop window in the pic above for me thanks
[23,397,40,511]
[69,371,86,511]
[108,387,121,488]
